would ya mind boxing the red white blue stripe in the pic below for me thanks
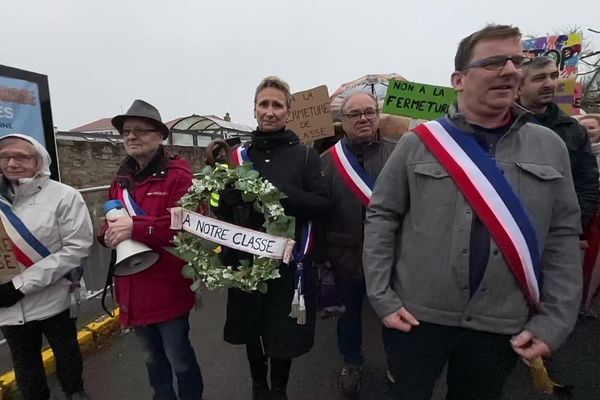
[414,118,541,307]
[293,222,314,297]
[0,200,50,267]
[118,187,146,216]
[232,146,250,167]
[330,140,375,206]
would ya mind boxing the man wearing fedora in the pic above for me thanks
[100,100,204,400]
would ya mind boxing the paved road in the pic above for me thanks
[36,290,600,400]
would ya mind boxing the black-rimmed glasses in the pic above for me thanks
[461,55,532,71]
[342,109,379,122]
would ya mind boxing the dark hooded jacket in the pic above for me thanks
[530,102,599,230]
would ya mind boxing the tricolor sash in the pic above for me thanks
[290,221,314,325]
[414,118,541,308]
[0,200,50,267]
[330,140,375,206]
[117,187,146,216]
[232,146,251,167]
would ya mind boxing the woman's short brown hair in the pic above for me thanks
[254,76,293,108]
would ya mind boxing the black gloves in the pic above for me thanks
[0,281,24,307]
[220,186,245,207]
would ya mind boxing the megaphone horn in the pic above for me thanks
[104,200,159,277]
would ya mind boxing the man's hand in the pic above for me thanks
[104,216,133,247]
[511,330,551,360]
[383,307,420,332]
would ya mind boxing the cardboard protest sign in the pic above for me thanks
[523,33,582,114]
[383,80,456,120]
[287,85,334,143]
[0,219,19,283]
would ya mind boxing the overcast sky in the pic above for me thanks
[2,0,598,130]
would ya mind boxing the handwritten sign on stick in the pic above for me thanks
[288,85,334,143]
[383,80,456,121]
[0,219,19,283]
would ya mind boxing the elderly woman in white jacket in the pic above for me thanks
[0,134,93,400]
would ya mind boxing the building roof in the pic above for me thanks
[70,118,115,132]
[169,115,252,134]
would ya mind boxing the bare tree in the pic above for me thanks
[580,29,600,113]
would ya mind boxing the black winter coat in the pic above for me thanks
[317,135,396,281]
[536,103,600,231]
[221,128,331,358]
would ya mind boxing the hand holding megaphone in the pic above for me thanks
[104,200,159,277]
[104,212,133,248]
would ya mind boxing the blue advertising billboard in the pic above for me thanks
[0,65,59,180]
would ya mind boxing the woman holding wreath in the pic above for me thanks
[214,76,330,400]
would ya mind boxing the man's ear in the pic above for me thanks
[451,71,463,91]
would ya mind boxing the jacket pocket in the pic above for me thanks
[410,162,457,229]
[516,162,563,226]
[516,162,563,181]
[414,163,451,179]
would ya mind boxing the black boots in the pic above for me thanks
[252,382,271,400]
[251,382,288,400]
[270,387,288,400]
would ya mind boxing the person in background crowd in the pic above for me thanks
[575,114,600,146]
[100,100,204,400]
[316,91,396,395]
[363,25,582,400]
[575,113,600,312]
[518,56,599,232]
[0,134,93,400]
[215,76,330,400]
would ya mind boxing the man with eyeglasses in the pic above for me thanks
[99,100,204,400]
[316,92,396,395]
[363,25,582,400]
[518,56,599,238]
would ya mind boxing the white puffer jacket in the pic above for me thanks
[0,134,93,325]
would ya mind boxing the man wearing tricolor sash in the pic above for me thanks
[317,92,396,395]
[0,134,93,400]
[363,25,582,400]
[100,100,204,400]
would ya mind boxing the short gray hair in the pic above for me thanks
[254,76,292,108]
[340,91,379,114]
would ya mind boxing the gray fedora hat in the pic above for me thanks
[111,99,170,138]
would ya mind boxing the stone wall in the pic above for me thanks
[54,140,211,290]
[56,140,207,189]
[56,140,207,229]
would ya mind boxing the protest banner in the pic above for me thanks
[287,85,334,143]
[170,207,295,262]
[523,33,582,114]
[0,219,19,283]
[382,80,456,121]
[0,64,59,179]
[523,33,582,79]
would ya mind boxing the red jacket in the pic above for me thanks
[101,147,195,326]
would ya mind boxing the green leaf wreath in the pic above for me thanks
[174,162,295,294]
